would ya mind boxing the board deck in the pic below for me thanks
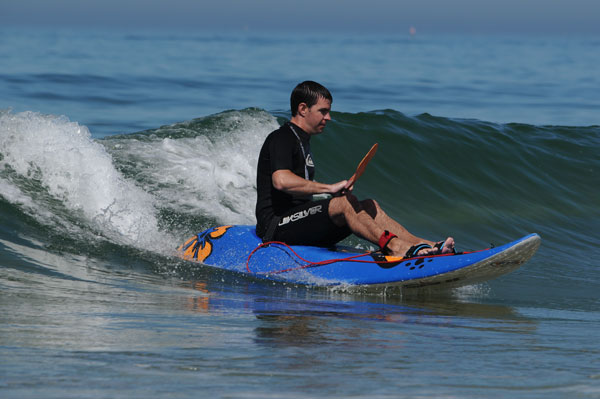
[177,225,541,289]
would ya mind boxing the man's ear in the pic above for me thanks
[297,102,309,117]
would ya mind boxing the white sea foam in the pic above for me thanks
[103,109,279,225]
[452,283,491,299]
[0,110,173,251]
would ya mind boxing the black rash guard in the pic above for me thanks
[255,122,315,238]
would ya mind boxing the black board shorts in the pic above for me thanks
[263,198,351,247]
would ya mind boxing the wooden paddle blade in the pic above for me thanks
[346,143,378,189]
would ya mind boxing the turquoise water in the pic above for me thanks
[1,27,599,398]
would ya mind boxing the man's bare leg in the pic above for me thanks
[328,194,454,257]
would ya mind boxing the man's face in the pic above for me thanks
[303,97,331,135]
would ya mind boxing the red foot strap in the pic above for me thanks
[378,230,397,250]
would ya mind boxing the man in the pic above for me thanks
[255,81,454,258]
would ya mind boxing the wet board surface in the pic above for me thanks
[177,225,541,290]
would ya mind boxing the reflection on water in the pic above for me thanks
[182,276,537,350]
[186,281,211,312]
[171,276,555,398]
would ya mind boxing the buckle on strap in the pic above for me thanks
[378,230,397,250]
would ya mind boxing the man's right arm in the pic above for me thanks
[272,169,347,196]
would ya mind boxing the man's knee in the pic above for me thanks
[330,195,380,219]
[360,198,380,218]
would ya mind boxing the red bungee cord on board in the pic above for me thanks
[245,241,459,275]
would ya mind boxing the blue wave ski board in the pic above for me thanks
[177,225,541,289]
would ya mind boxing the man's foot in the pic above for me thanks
[430,237,455,255]
[405,237,455,257]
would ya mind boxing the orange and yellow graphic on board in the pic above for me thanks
[178,225,232,262]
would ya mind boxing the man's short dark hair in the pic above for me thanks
[290,81,332,116]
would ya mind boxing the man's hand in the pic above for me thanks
[330,180,351,197]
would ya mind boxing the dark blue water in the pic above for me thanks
[2,27,599,137]
[1,27,599,398]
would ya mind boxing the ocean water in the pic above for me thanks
[1,26,599,398]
